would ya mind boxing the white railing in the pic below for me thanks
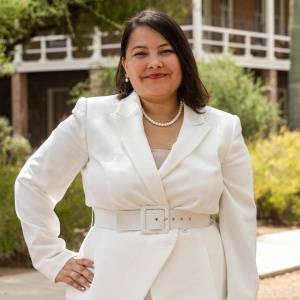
[201,25,290,57]
[13,25,290,72]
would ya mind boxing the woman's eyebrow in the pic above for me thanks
[131,43,171,51]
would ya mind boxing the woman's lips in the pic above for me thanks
[146,74,166,79]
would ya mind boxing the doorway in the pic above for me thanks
[47,87,72,135]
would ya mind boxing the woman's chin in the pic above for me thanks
[139,90,176,101]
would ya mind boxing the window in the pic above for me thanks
[275,0,286,35]
[255,0,265,32]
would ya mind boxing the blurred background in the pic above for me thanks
[0,0,299,299]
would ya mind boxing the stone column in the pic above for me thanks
[11,72,28,137]
[263,69,278,132]
[263,69,278,108]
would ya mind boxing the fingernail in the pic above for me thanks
[80,287,85,291]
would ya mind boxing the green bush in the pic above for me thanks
[0,164,30,266]
[69,67,117,104]
[0,117,32,165]
[198,55,282,139]
[55,176,91,250]
[0,164,90,267]
[249,128,300,225]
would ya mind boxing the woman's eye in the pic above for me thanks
[161,49,173,54]
[134,52,146,56]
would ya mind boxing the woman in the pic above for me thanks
[15,9,259,300]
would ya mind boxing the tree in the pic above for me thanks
[0,0,191,75]
[288,0,300,129]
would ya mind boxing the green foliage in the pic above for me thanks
[0,0,191,75]
[0,117,32,165]
[249,128,300,225]
[198,55,282,139]
[69,79,92,101]
[0,164,31,266]
[0,39,14,74]
[54,176,91,251]
[0,166,89,266]
[69,67,117,103]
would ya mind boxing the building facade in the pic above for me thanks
[0,0,291,146]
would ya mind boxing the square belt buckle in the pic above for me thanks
[140,205,170,234]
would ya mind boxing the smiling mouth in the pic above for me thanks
[146,74,167,79]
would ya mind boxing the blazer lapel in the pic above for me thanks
[110,91,211,203]
[111,91,168,205]
[158,103,211,179]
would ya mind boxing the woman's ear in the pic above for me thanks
[121,57,127,72]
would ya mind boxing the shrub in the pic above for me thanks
[54,176,91,250]
[198,55,282,139]
[0,164,31,266]
[69,67,117,104]
[249,128,300,225]
[0,117,32,165]
[0,164,90,267]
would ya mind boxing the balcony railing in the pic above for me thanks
[13,24,290,72]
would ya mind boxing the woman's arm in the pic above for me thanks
[15,98,88,282]
[219,115,259,300]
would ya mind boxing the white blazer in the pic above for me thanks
[15,91,259,300]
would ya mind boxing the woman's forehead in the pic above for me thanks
[127,26,171,49]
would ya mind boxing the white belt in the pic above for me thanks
[93,205,212,234]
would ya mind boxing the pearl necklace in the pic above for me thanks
[141,100,184,127]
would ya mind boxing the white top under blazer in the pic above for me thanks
[15,91,259,300]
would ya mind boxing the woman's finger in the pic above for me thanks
[73,258,94,281]
[68,269,91,289]
[75,258,94,268]
[55,256,94,291]
[66,275,86,291]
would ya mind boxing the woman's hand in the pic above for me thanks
[55,256,94,291]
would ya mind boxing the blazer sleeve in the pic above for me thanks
[14,97,89,283]
[219,115,259,300]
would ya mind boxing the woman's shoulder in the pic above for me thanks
[74,94,120,116]
[203,105,239,125]
[202,105,242,141]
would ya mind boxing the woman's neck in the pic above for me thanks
[140,96,180,122]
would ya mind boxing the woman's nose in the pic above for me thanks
[147,55,163,68]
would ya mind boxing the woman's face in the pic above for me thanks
[122,25,182,103]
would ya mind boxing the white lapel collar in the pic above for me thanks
[110,91,212,202]
[111,91,168,205]
[158,103,211,178]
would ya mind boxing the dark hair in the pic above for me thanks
[115,9,209,113]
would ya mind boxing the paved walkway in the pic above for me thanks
[0,230,299,299]
[257,229,300,278]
